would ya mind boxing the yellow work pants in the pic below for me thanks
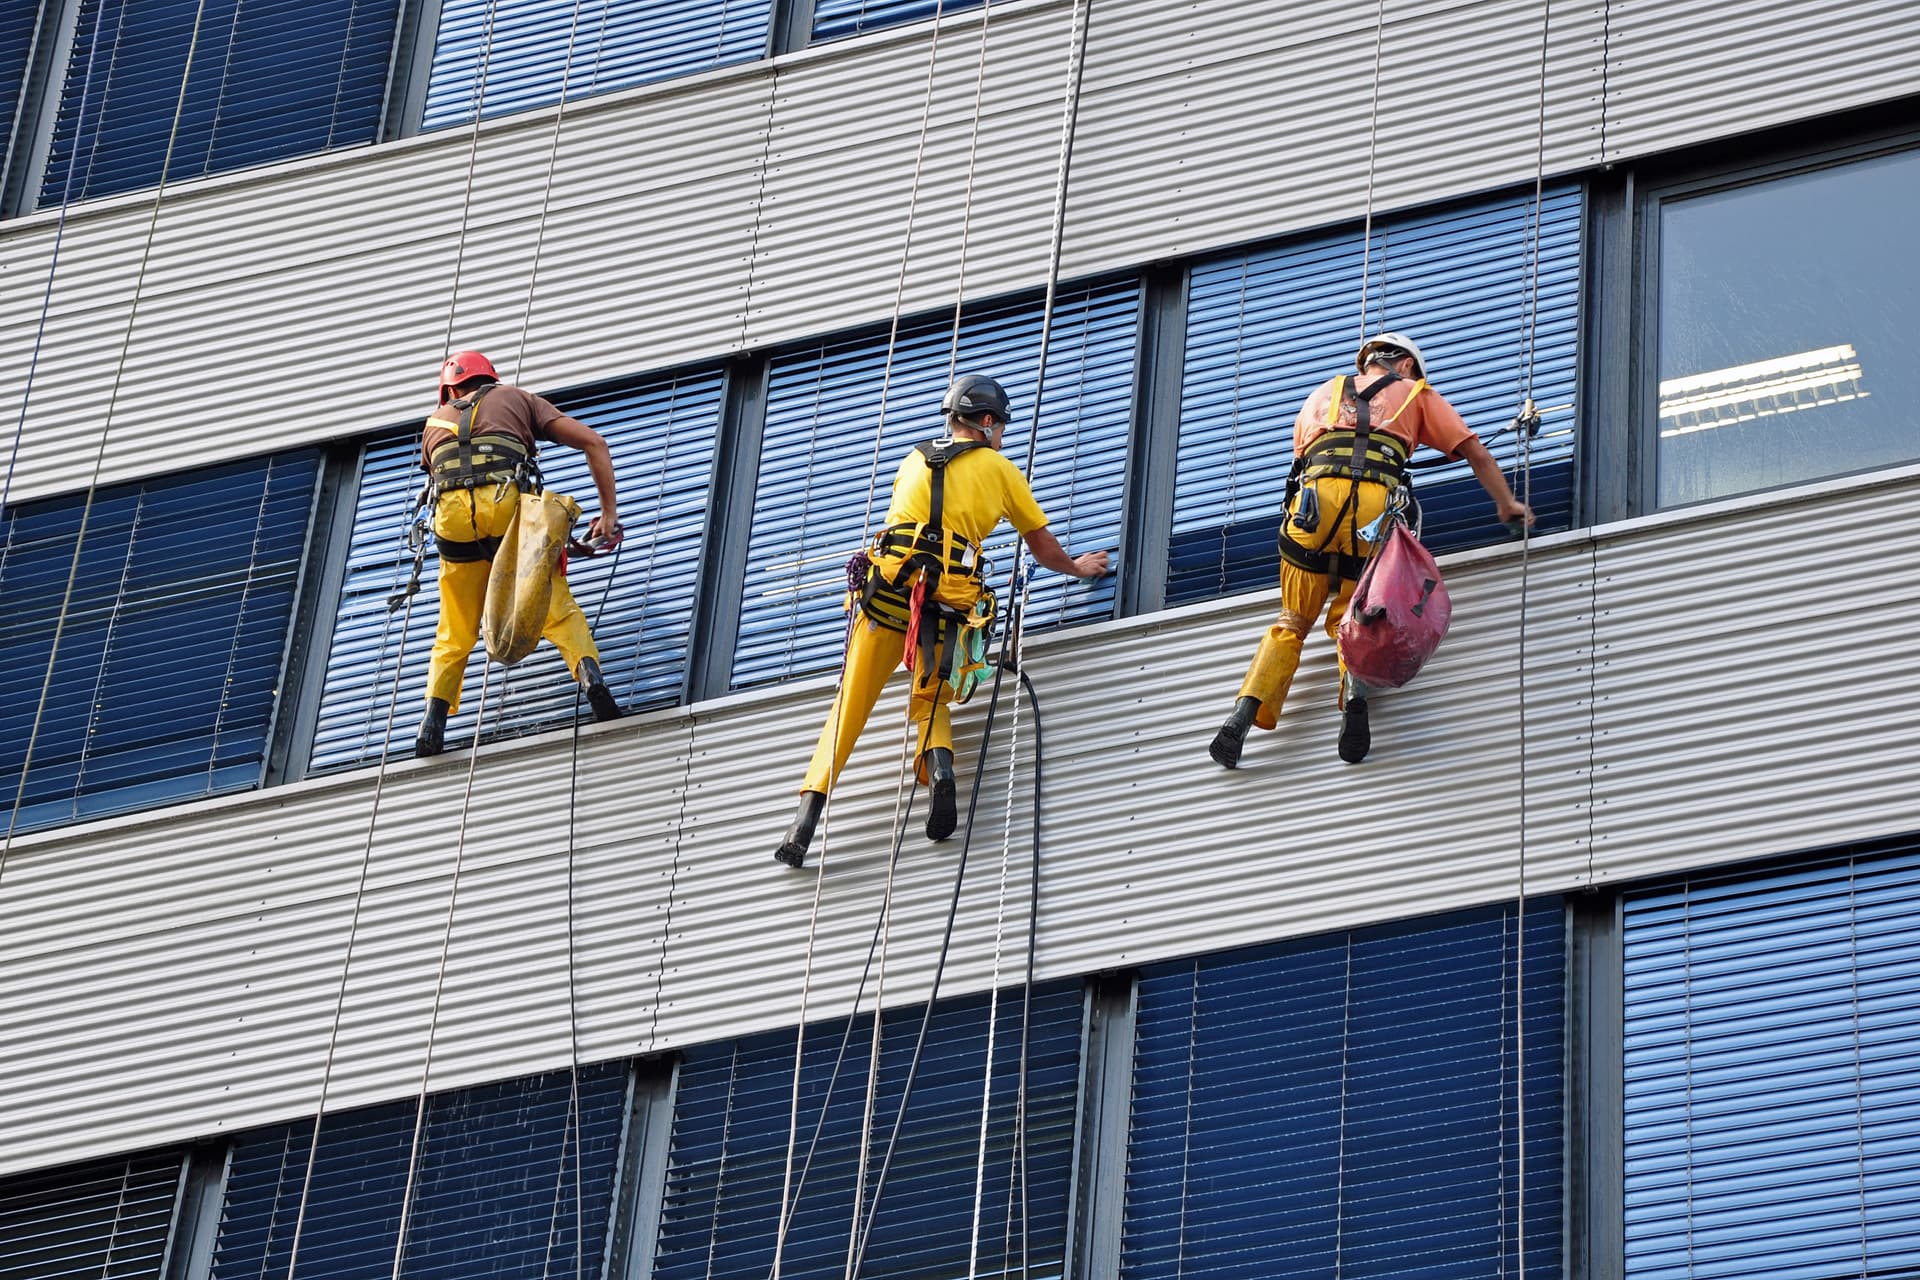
[800,613,955,796]
[1236,475,1391,731]
[426,485,599,713]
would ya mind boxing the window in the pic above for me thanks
[1169,186,1582,605]
[210,1062,630,1278]
[652,982,1085,1277]
[1622,838,1920,1279]
[810,0,984,44]
[308,366,723,774]
[0,451,320,835]
[1120,901,1566,1278]
[1,7,41,180]
[0,1147,186,1280]
[36,0,401,208]
[421,0,772,129]
[1649,145,1920,507]
[732,281,1138,689]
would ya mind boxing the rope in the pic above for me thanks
[281,6,504,1271]
[0,1,213,888]
[1509,1,1556,1272]
[847,0,1094,1267]
[1355,0,1387,339]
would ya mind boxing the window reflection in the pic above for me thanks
[1656,147,1920,506]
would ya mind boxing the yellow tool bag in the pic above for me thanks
[484,489,580,666]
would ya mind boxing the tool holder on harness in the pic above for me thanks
[1278,373,1415,587]
[846,436,999,701]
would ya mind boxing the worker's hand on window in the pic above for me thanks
[1496,497,1535,528]
[1072,550,1112,578]
[587,514,624,549]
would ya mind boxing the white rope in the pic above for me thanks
[1355,0,1387,339]
[282,6,504,1271]
[0,0,213,886]
[944,0,997,380]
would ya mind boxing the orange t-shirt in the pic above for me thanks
[420,384,566,470]
[1292,373,1477,460]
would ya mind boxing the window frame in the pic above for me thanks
[1632,122,1920,514]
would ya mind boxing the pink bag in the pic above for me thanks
[1337,522,1450,689]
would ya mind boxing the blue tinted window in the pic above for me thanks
[1655,147,1920,505]
[811,0,983,43]
[1171,186,1582,605]
[422,0,771,128]
[1623,840,1920,1279]
[0,452,319,834]
[38,0,400,208]
[1121,901,1565,1279]
[734,281,1138,689]
[308,367,723,773]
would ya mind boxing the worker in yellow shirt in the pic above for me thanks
[774,375,1111,868]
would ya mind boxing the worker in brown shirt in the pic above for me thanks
[1208,332,1532,767]
[415,350,623,757]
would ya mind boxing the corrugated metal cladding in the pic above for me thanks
[1121,900,1565,1279]
[653,982,1082,1277]
[422,0,772,128]
[0,450,319,834]
[1600,0,1920,163]
[1170,184,1582,606]
[0,0,1657,504]
[0,1146,183,1280]
[2,473,1915,1174]
[308,366,724,773]
[1621,838,1920,1280]
[37,0,400,208]
[732,279,1135,689]
[209,1060,628,1279]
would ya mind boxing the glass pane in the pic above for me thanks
[1656,147,1920,506]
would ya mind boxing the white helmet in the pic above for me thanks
[1357,331,1429,380]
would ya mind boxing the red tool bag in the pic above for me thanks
[1336,521,1450,689]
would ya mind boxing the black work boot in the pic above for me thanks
[1209,696,1262,769]
[924,748,958,842]
[414,698,450,758]
[1338,696,1371,764]
[775,791,827,869]
[578,656,621,723]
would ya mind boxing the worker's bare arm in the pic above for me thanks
[1024,525,1111,578]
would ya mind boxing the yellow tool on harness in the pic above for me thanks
[483,489,580,666]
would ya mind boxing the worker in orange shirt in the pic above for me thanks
[1208,333,1533,767]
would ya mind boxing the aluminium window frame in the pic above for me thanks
[1631,115,1920,515]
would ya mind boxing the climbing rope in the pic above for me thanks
[1355,0,1387,338]
[283,4,506,1272]
[846,0,1095,1268]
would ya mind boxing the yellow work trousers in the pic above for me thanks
[1236,475,1391,730]
[426,485,599,713]
[800,613,955,796]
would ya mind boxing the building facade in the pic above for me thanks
[1,0,1917,1276]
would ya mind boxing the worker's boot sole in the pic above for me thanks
[775,791,827,869]
[1338,698,1371,764]
[1208,696,1262,769]
[925,775,958,842]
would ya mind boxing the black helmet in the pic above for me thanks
[941,374,1011,426]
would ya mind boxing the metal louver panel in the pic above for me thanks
[210,1060,629,1280]
[1121,900,1566,1279]
[0,450,319,834]
[0,1148,183,1280]
[37,0,400,208]
[307,367,722,773]
[1170,184,1582,605]
[1622,838,1920,1280]
[422,0,772,128]
[0,5,41,167]
[810,0,983,43]
[732,279,1137,688]
[653,981,1083,1278]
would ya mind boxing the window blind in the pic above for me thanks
[810,0,984,44]
[0,1148,184,1280]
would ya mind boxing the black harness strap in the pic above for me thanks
[1278,373,1408,588]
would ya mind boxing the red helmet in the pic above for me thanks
[437,350,499,403]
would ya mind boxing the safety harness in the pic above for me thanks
[852,438,998,701]
[1278,372,1417,586]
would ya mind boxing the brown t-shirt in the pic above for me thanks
[420,384,566,470]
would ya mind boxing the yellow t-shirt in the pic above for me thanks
[883,443,1049,546]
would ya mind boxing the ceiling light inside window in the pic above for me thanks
[1659,344,1868,437]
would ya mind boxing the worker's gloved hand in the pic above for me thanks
[586,515,624,551]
